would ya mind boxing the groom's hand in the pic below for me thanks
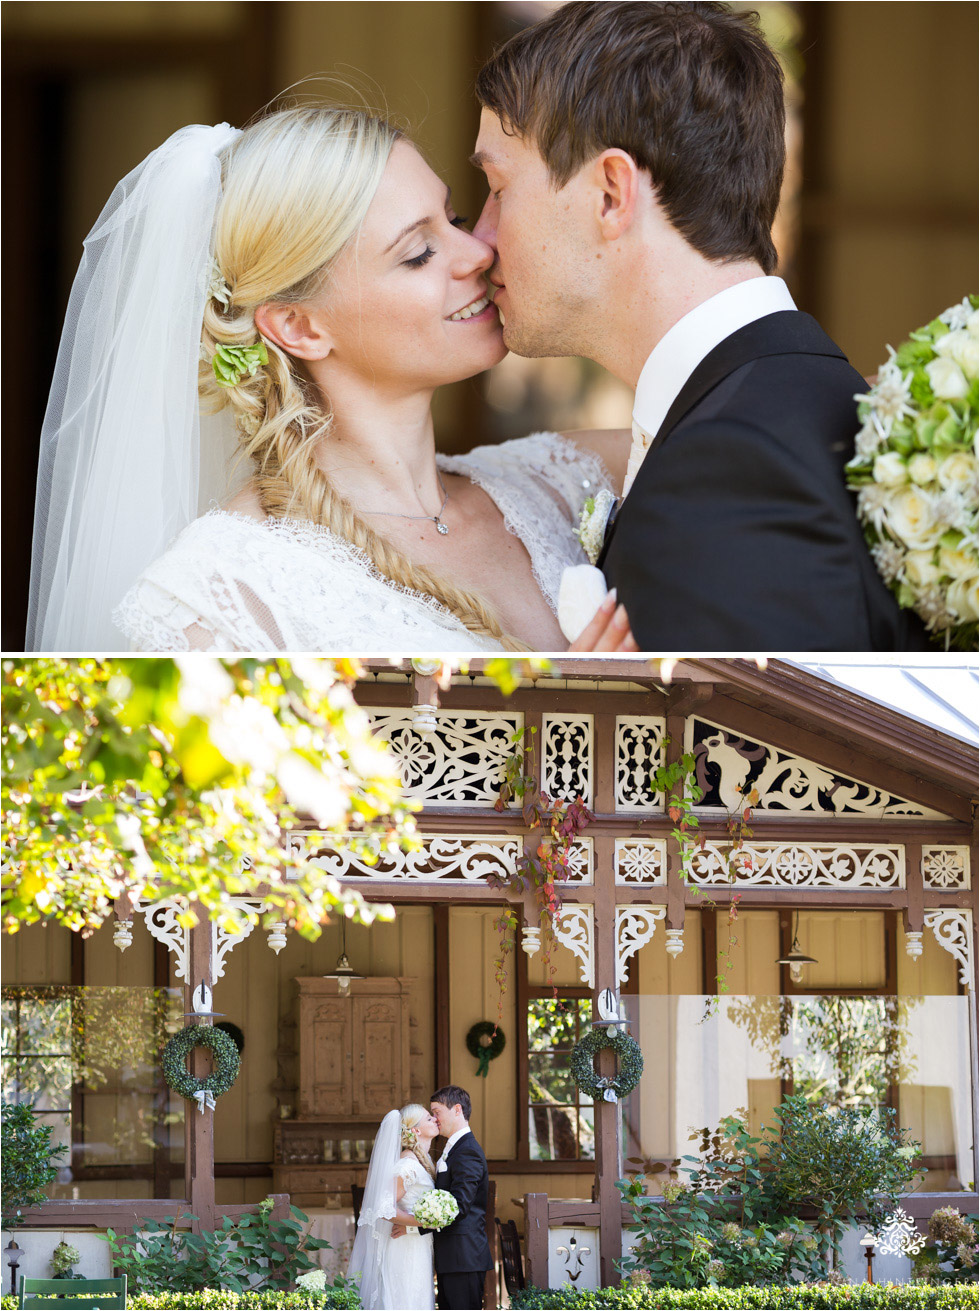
[390,1223,406,1239]
[568,591,638,652]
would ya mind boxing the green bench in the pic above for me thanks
[18,1276,127,1309]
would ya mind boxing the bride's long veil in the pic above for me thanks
[347,1108,400,1310]
[26,122,242,651]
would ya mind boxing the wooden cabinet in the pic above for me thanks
[296,976,412,1119]
[273,977,413,1206]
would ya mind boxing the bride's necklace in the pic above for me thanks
[359,472,451,536]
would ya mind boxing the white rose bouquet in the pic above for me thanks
[846,295,978,649]
[412,1188,460,1231]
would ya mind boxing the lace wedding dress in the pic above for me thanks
[113,432,611,652]
[383,1156,437,1311]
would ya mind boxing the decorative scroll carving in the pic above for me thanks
[213,898,263,981]
[922,847,971,891]
[564,839,593,885]
[302,833,521,883]
[141,899,193,983]
[687,842,904,889]
[542,715,593,806]
[553,904,594,988]
[616,905,666,984]
[366,709,522,807]
[615,839,668,885]
[615,717,666,812]
[924,910,974,988]
[686,717,945,818]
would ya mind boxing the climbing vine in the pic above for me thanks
[488,726,594,1022]
[651,743,757,998]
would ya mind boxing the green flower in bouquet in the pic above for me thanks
[846,295,978,649]
[412,1188,460,1231]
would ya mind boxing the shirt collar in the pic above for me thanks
[441,1127,471,1156]
[633,276,797,439]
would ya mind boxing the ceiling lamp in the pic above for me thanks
[323,917,365,995]
[775,912,818,984]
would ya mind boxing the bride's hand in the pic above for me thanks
[568,590,639,652]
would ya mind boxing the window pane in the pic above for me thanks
[529,1104,582,1160]
[18,1057,72,1108]
[528,1053,578,1104]
[528,997,588,1051]
[19,996,72,1055]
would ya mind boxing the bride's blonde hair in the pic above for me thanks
[400,1103,437,1179]
[199,104,515,647]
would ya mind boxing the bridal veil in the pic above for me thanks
[26,122,242,650]
[347,1107,400,1310]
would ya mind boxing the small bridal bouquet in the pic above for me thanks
[412,1188,459,1230]
[846,295,978,649]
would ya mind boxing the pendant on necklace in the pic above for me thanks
[436,521,449,535]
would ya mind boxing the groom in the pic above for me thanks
[428,1084,492,1310]
[472,1,928,650]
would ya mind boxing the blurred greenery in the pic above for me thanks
[2,658,418,940]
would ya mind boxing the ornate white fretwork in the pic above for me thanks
[924,910,974,989]
[553,904,594,987]
[564,839,593,885]
[615,717,666,812]
[542,714,593,806]
[139,896,265,983]
[366,709,522,807]
[615,839,668,885]
[688,842,904,889]
[303,833,521,883]
[141,899,193,983]
[213,898,264,981]
[922,847,971,891]
[615,905,667,984]
[686,717,946,818]
[549,1230,599,1290]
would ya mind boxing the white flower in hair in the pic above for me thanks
[208,258,232,310]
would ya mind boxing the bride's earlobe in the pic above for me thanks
[254,302,333,361]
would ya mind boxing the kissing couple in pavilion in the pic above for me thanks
[347,1086,493,1311]
[28,1,928,654]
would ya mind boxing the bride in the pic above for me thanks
[27,102,634,653]
[348,1104,440,1311]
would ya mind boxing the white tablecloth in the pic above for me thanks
[302,1207,357,1277]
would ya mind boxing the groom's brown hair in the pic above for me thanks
[476,0,785,274]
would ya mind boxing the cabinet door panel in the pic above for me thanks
[354,997,401,1116]
[304,1000,351,1115]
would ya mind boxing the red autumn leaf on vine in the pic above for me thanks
[743,808,752,823]
[669,806,682,822]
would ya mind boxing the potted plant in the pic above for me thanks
[50,1241,80,1279]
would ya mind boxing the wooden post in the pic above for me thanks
[524,1193,550,1289]
[592,832,622,1288]
[184,906,216,1233]
[663,714,687,936]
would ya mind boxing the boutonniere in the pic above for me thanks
[574,489,618,565]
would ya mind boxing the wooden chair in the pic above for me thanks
[351,1182,365,1222]
[19,1275,127,1308]
[494,1218,527,1298]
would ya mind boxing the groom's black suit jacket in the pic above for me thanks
[599,311,929,651]
[432,1132,493,1275]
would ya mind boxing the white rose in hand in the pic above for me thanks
[926,356,970,400]
[558,565,610,642]
[935,326,979,376]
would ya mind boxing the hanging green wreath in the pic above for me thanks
[162,1024,240,1107]
[569,1026,643,1102]
[466,1021,506,1078]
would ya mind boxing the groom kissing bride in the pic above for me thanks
[347,1085,492,1311]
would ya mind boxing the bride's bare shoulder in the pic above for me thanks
[561,429,632,495]
[220,483,267,521]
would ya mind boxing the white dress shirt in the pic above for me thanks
[436,1126,471,1171]
[622,276,797,497]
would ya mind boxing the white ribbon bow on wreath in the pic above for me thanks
[193,1089,217,1114]
[594,1077,619,1104]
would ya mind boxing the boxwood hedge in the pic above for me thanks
[510,1284,980,1310]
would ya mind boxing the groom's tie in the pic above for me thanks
[622,418,654,500]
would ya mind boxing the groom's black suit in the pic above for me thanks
[599,311,929,651]
[432,1131,492,1311]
